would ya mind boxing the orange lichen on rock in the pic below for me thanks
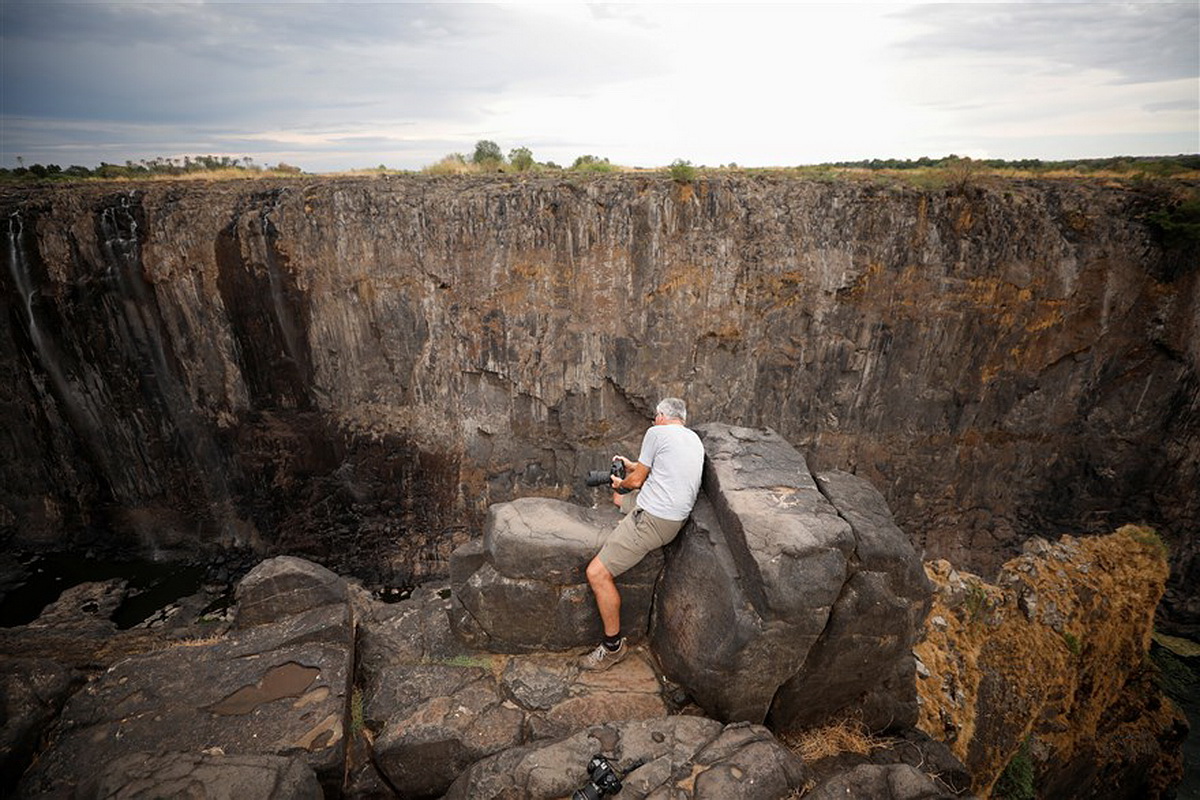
[914,526,1185,798]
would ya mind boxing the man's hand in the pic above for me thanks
[613,458,650,491]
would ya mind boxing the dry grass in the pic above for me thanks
[423,155,476,176]
[781,717,886,762]
[165,633,227,648]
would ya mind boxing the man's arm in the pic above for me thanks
[612,456,649,491]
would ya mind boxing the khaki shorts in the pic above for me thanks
[596,490,686,577]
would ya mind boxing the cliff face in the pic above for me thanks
[1,175,1196,608]
[913,526,1186,798]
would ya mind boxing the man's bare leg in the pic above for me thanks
[585,556,621,636]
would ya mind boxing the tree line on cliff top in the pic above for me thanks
[0,154,302,181]
[421,139,617,175]
[2,144,1198,183]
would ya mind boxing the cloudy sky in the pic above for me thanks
[1,1,1197,173]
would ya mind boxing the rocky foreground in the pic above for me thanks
[1,425,1187,798]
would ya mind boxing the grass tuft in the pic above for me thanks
[1120,524,1169,559]
[781,717,885,762]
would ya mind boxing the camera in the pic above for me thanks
[585,457,629,494]
[571,754,623,800]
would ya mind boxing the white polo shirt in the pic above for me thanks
[635,424,705,521]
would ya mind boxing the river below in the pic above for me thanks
[0,551,233,629]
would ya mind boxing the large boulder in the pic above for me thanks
[442,716,809,799]
[20,569,353,797]
[235,555,349,628]
[448,497,663,652]
[651,424,931,730]
[768,468,933,731]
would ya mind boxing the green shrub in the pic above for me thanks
[472,140,503,165]
[669,159,696,182]
[1062,631,1082,657]
[1147,197,1200,248]
[941,156,980,193]
[964,581,988,624]
[508,147,535,172]
[1122,524,1170,559]
[571,154,615,173]
[994,736,1036,800]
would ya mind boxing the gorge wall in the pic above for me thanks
[1,174,1196,627]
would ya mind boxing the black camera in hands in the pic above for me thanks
[585,457,630,494]
[572,754,623,800]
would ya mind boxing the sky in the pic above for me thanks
[0,1,1197,173]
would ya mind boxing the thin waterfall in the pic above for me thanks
[5,211,112,439]
[6,213,73,402]
[260,207,306,379]
[95,193,243,548]
[5,211,126,507]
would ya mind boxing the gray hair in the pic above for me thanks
[656,397,688,423]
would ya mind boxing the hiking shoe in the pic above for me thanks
[578,638,628,671]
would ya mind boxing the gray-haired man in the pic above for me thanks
[580,397,704,670]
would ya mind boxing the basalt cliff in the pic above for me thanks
[0,174,1197,628]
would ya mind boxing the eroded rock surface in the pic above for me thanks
[770,468,934,731]
[798,727,973,798]
[20,595,353,796]
[93,751,322,800]
[804,763,956,800]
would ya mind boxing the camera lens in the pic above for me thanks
[571,785,601,800]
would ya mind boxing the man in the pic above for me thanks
[579,397,704,671]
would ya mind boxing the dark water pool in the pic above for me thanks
[0,552,207,629]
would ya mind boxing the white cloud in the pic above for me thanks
[1,1,1196,171]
